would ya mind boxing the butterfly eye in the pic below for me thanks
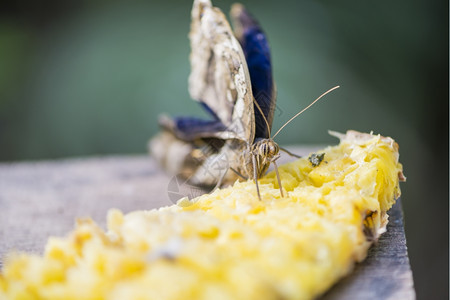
[268,143,278,155]
[269,145,275,155]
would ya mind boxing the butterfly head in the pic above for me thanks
[253,138,280,160]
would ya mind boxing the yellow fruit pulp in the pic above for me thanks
[0,131,404,300]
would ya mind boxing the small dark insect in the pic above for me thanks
[308,153,325,167]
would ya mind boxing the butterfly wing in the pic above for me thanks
[166,1,275,143]
[188,0,255,143]
[231,4,276,139]
[158,114,228,141]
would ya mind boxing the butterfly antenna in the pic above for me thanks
[253,97,271,138]
[272,86,340,139]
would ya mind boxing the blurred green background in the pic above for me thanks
[0,0,447,298]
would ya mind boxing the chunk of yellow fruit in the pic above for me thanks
[0,131,404,300]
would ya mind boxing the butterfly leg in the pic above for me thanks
[212,167,229,192]
[272,160,284,198]
[252,154,261,200]
[279,147,301,159]
[230,167,248,180]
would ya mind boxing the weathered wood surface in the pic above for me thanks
[0,150,415,299]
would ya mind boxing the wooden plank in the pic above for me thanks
[0,152,415,299]
[321,199,415,299]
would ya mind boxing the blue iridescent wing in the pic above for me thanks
[231,4,275,140]
[158,114,228,142]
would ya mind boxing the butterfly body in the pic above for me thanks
[240,138,280,179]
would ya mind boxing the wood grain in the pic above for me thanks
[0,150,415,299]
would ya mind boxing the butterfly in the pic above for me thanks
[150,0,338,200]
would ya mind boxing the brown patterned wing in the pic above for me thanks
[188,0,255,143]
